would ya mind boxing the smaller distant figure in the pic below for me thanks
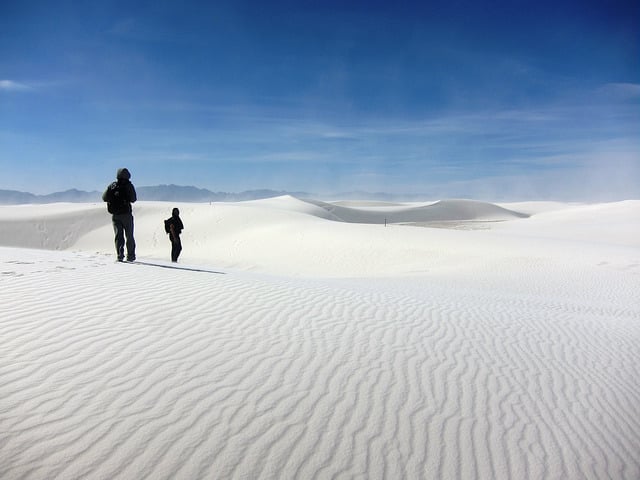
[102,168,137,262]
[164,207,184,262]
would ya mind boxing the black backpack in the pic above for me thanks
[105,182,128,214]
[164,218,171,233]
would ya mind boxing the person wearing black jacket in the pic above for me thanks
[165,207,184,262]
[102,168,137,262]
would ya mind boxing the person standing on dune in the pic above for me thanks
[164,207,184,262]
[102,168,137,262]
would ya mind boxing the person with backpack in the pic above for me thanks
[102,168,137,262]
[164,207,184,262]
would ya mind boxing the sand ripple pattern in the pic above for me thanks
[1,251,639,479]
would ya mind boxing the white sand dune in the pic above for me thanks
[1,197,639,479]
[299,197,529,224]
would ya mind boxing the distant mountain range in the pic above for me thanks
[0,185,436,204]
[0,188,101,204]
[0,185,312,204]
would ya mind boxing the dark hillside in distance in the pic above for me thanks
[0,186,310,204]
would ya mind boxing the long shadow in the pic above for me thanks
[130,260,226,275]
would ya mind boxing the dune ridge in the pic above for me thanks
[1,197,639,479]
[298,197,529,224]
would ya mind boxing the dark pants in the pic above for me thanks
[112,213,136,261]
[170,234,182,262]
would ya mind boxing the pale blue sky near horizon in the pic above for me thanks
[1,0,638,200]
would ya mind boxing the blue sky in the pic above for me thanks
[1,0,638,199]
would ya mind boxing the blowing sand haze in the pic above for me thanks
[1,197,639,479]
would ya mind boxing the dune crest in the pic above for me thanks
[298,197,529,224]
[1,198,639,277]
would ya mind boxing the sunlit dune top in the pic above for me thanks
[0,196,638,277]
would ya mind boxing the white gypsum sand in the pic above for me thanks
[1,197,639,479]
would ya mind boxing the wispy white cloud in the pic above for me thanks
[0,80,32,92]
[0,78,74,93]
[597,83,640,100]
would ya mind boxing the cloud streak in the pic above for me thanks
[0,80,32,92]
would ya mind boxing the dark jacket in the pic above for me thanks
[166,215,184,237]
[103,169,137,215]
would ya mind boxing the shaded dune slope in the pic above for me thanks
[0,206,107,250]
[299,198,529,224]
